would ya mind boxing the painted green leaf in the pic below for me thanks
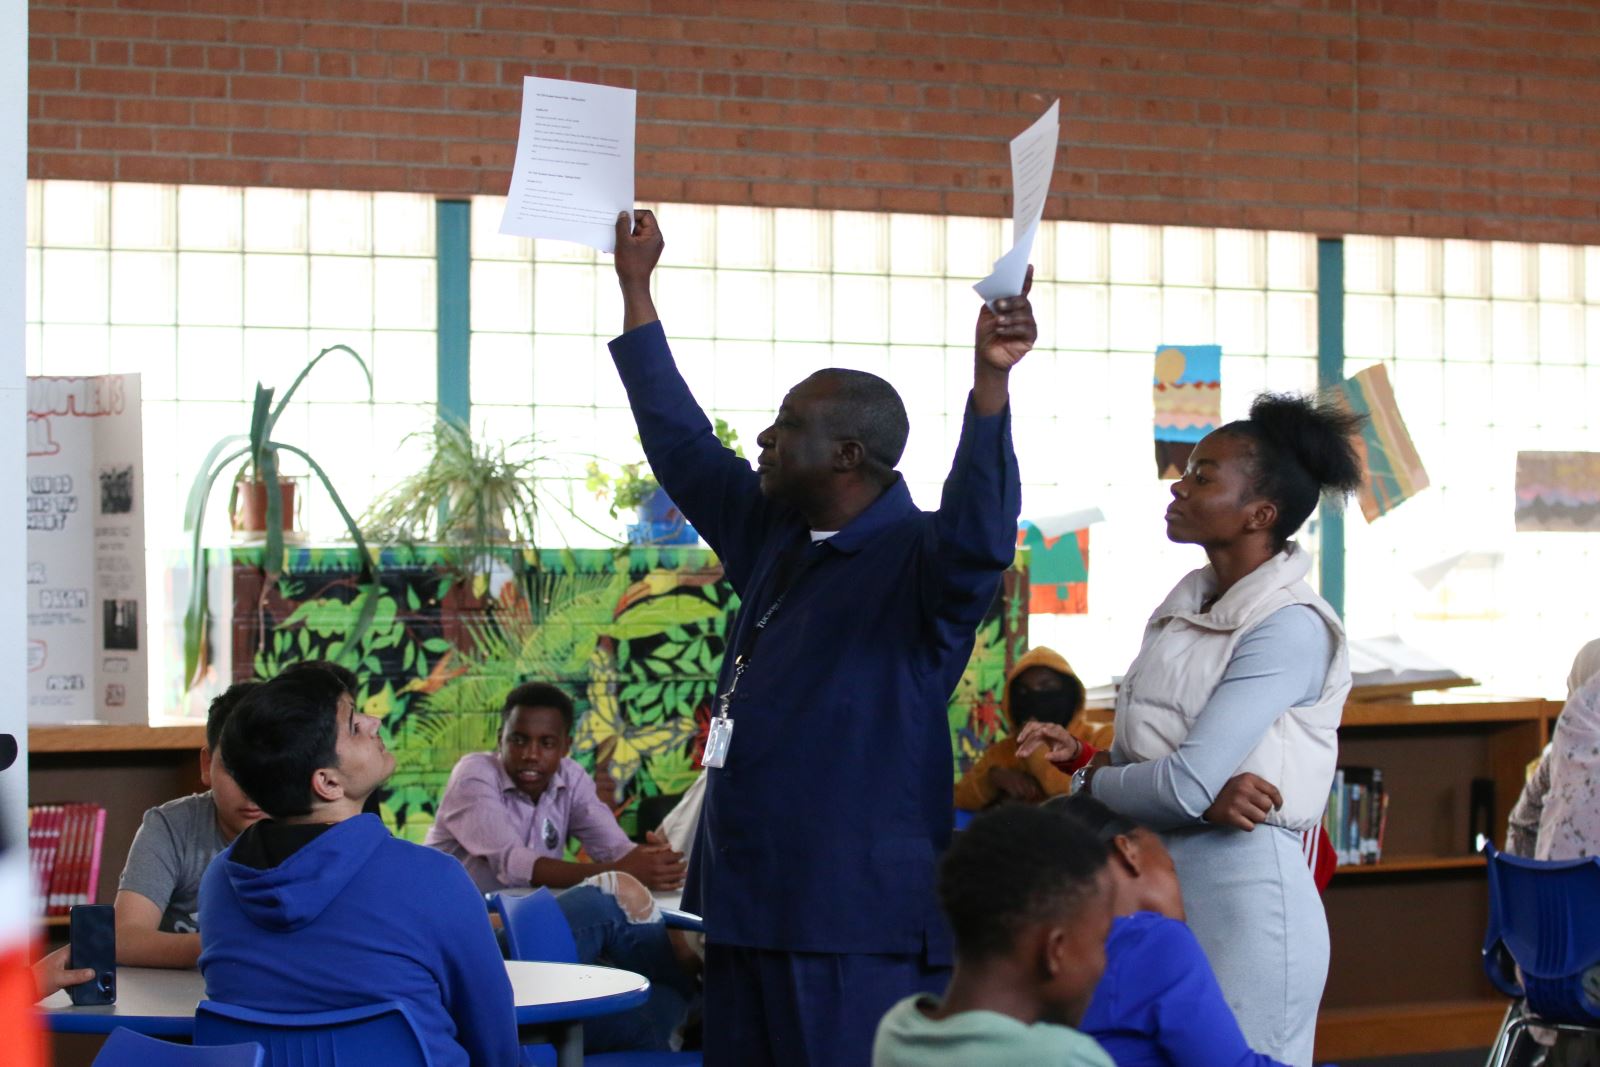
[597,597,721,641]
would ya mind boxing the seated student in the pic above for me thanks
[873,804,1116,1067]
[1507,637,1600,859]
[425,682,686,893]
[114,680,265,968]
[426,682,698,1051]
[1048,794,1293,1067]
[955,647,1097,810]
[199,669,517,1067]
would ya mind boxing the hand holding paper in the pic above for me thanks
[975,265,1037,373]
[499,76,637,253]
[974,100,1060,306]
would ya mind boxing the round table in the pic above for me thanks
[39,960,650,1067]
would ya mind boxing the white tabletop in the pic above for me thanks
[41,960,649,1035]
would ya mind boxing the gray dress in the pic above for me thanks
[1093,605,1334,1067]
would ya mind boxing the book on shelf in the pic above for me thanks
[1324,766,1388,866]
[27,803,107,917]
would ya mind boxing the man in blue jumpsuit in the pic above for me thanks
[606,210,1033,1066]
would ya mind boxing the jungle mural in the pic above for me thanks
[224,546,1027,843]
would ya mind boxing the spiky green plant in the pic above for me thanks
[182,344,377,691]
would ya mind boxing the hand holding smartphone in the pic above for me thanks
[66,904,116,1005]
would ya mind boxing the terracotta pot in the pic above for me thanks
[232,478,297,535]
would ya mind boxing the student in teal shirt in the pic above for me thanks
[873,805,1117,1067]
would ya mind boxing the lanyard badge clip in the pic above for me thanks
[704,655,744,769]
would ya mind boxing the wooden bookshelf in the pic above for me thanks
[1316,998,1508,1059]
[28,722,206,911]
[1333,854,1487,876]
[29,721,206,754]
[1316,695,1560,1061]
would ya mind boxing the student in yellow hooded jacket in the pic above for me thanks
[955,647,1098,811]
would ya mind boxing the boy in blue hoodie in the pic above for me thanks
[199,668,518,1067]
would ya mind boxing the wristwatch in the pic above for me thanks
[1070,766,1091,796]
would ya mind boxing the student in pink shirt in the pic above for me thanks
[426,682,697,1052]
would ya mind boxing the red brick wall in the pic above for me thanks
[27,0,1600,242]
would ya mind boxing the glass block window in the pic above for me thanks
[469,200,1321,685]
[26,179,440,712]
[1344,236,1600,696]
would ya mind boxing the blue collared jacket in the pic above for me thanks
[609,321,1020,959]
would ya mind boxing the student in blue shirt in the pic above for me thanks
[199,669,518,1067]
[1048,794,1293,1067]
[607,210,1031,1067]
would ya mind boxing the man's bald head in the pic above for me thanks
[800,368,910,482]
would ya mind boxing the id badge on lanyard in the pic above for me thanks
[703,654,746,769]
[703,714,734,768]
[702,540,819,770]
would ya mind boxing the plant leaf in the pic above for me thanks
[267,344,372,438]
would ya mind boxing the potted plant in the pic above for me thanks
[361,419,544,553]
[586,418,743,545]
[183,344,377,690]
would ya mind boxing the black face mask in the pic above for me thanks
[1011,687,1080,728]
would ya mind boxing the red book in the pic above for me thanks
[33,806,61,918]
[47,805,81,917]
[81,806,106,906]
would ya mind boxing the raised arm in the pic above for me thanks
[608,210,775,586]
[1089,606,1331,830]
[922,269,1031,631]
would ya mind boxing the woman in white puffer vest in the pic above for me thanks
[1018,392,1366,1067]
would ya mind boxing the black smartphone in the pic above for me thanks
[66,904,116,1005]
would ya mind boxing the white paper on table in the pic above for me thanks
[498,76,636,253]
[974,99,1060,306]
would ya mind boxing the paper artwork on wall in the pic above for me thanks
[1515,451,1600,532]
[1153,344,1221,479]
[1016,508,1102,615]
[1326,363,1430,522]
[26,374,147,724]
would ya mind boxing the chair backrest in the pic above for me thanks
[94,1027,264,1067]
[1482,843,1600,1023]
[490,887,580,963]
[194,999,433,1067]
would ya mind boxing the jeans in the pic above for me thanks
[555,885,697,1052]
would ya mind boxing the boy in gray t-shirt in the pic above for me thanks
[111,682,264,967]
[118,791,231,935]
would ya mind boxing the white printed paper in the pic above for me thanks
[27,374,147,724]
[499,77,637,253]
[974,100,1060,306]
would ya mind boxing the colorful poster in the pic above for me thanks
[1327,363,1430,522]
[1016,509,1100,615]
[26,375,147,724]
[1154,344,1221,479]
[1515,452,1600,532]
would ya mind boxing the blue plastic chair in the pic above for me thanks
[194,999,433,1067]
[1481,844,1600,1067]
[490,890,701,1067]
[494,887,582,964]
[94,1027,263,1067]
